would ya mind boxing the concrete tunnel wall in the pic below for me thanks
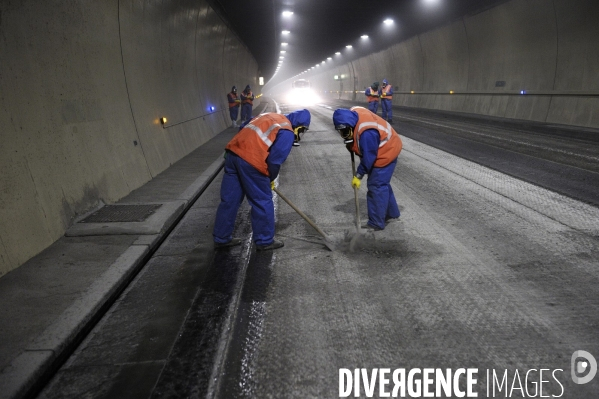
[270,0,599,128]
[0,0,261,276]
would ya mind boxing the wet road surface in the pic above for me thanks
[39,100,599,398]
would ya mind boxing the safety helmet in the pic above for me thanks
[245,85,251,92]
[372,81,379,90]
[232,86,237,93]
[382,79,388,85]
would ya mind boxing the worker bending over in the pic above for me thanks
[213,109,311,250]
[333,106,402,231]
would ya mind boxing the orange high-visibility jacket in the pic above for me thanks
[241,91,254,105]
[365,87,379,103]
[381,84,393,100]
[350,106,402,168]
[225,113,292,175]
[227,92,239,108]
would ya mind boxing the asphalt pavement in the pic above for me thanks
[2,98,599,398]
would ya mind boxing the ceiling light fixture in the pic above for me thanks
[282,30,290,35]
[361,34,369,39]
[346,45,353,49]
[282,11,293,17]
[383,18,394,25]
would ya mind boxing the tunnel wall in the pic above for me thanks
[0,0,261,276]
[276,0,599,127]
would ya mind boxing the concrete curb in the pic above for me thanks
[0,157,225,399]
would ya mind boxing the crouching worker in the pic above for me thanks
[213,109,311,250]
[333,106,402,231]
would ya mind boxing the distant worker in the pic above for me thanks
[240,85,255,123]
[380,79,393,123]
[333,106,402,231]
[213,109,311,250]
[365,82,380,114]
[227,86,241,127]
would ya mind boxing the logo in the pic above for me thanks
[571,350,597,384]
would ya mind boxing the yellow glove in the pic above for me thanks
[351,176,361,189]
[271,180,275,190]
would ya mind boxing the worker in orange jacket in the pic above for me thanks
[365,82,380,114]
[213,109,311,250]
[333,106,402,231]
[227,86,241,127]
[240,85,255,123]
[380,79,393,123]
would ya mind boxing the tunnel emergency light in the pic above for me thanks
[521,90,526,94]
[383,18,394,25]
[411,90,415,94]
[282,11,293,17]
[160,117,167,125]
[282,30,290,35]
[209,106,215,112]
[450,90,454,94]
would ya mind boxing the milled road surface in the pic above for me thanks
[39,101,599,398]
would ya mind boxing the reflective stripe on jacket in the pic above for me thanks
[350,106,402,168]
[227,92,239,108]
[381,84,393,100]
[241,91,254,105]
[225,113,291,175]
[365,88,379,103]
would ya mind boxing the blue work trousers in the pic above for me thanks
[241,104,253,122]
[381,99,392,121]
[368,101,379,114]
[213,153,275,246]
[366,159,400,230]
[229,105,239,121]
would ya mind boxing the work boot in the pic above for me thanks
[361,223,383,231]
[385,217,399,224]
[214,238,242,249]
[232,121,237,128]
[256,239,284,251]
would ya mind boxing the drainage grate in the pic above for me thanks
[80,204,162,223]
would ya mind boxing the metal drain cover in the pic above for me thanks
[80,204,162,223]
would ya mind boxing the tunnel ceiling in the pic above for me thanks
[211,0,508,86]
